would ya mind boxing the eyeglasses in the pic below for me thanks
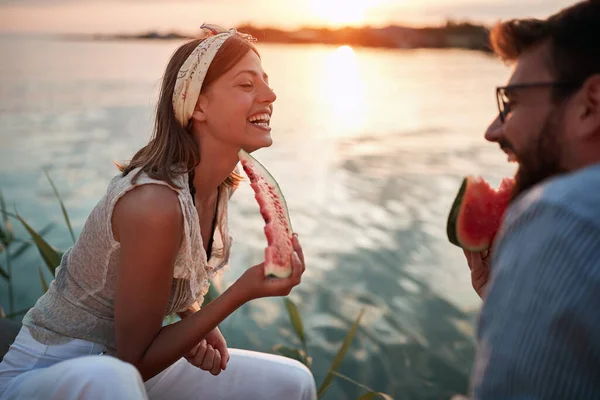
[496,81,582,123]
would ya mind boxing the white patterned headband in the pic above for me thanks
[172,24,257,128]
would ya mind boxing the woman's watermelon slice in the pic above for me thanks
[446,176,515,251]
[238,149,294,278]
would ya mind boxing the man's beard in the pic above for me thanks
[511,106,567,202]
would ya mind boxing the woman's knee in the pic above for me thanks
[57,355,147,397]
[242,352,316,398]
[283,359,317,399]
[15,356,147,400]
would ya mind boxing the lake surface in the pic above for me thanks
[0,35,515,399]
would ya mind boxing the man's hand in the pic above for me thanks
[463,249,491,299]
[184,327,230,376]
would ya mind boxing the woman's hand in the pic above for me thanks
[184,327,229,376]
[463,249,491,299]
[235,234,306,301]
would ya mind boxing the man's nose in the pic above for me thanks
[485,115,503,142]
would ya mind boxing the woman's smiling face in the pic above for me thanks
[192,49,277,153]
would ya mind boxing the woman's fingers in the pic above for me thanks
[186,340,201,358]
[186,341,225,375]
[201,344,215,371]
[290,252,303,284]
[292,234,305,270]
[193,340,207,363]
[210,350,223,376]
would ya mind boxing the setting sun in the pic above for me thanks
[311,0,381,26]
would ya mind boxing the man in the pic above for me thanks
[463,1,600,398]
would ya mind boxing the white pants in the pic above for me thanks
[0,327,317,400]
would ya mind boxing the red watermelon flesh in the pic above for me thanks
[446,176,515,251]
[238,149,294,278]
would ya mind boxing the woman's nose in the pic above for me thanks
[260,84,276,104]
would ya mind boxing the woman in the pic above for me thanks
[0,24,316,400]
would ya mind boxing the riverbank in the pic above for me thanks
[65,21,492,52]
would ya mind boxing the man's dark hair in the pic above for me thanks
[490,0,600,97]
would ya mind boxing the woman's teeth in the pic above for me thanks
[248,113,271,128]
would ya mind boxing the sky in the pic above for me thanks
[0,0,577,34]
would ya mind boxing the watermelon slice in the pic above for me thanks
[446,176,515,251]
[238,149,294,278]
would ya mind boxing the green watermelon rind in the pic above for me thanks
[238,150,293,231]
[446,177,492,252]
[238,149,294,278]
[446,177,467,249]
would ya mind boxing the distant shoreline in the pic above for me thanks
[63,22,493,53]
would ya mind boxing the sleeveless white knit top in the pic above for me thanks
[22,167,233,354]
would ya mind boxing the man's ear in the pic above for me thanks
[575,74,600,140]
[191,94,209,123]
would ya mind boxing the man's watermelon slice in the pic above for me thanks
[446,176,515,251]
[238,149,294,278]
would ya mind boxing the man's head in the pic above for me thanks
[485,0,600,199]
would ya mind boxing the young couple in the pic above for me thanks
[2,1,600,398]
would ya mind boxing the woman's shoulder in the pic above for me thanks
[111,183,184,243]
[116,183,182,215]
[106,167,190,238]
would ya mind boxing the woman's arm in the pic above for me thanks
[111,185,247,381]
[135,286,244,380]
[177,301,201,319]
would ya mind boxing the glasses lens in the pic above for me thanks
[497,89,505,121]
[498,89,511,122]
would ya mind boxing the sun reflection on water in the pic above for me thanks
[320,45,367,137]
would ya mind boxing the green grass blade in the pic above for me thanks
[44,170,75,244]
[357,393,379,400]
[317,382,334,399]
[0,225,14,248]
[16,213,62,275]
[0,191,14,247]
[0,265,9,280]
[357,393,394,400]
[38,265,49,292]
[317,309,365,398]
[0,210,17,220]
[0,190,7,226]
[10,223,54,260]
[330,372,393,400]
[284,298,306,347]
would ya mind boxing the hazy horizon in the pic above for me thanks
[0,0,577,34]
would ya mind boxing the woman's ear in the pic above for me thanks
[191,94,209,122]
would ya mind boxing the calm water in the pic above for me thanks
[0,35,515,399]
